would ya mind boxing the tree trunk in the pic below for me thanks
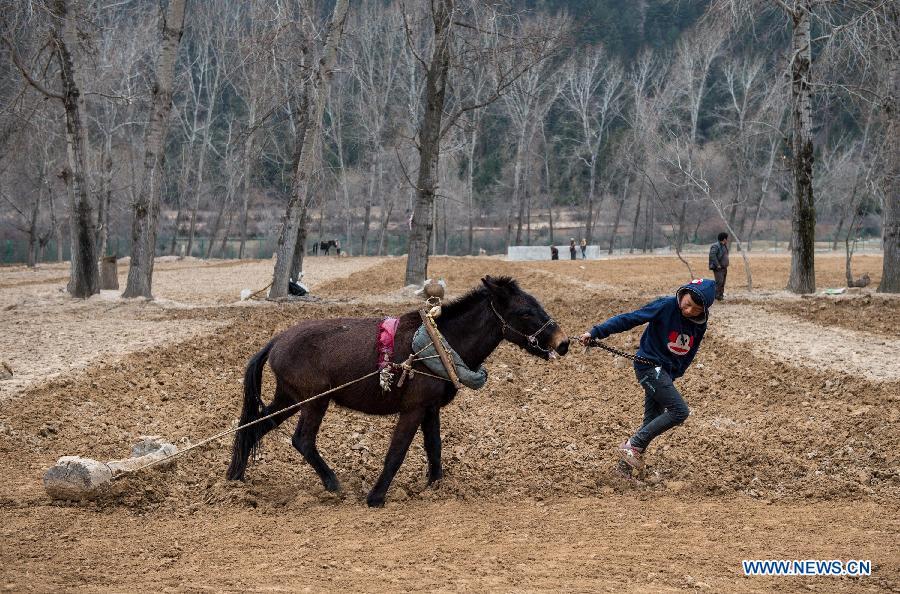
[27,192,40,268]
[404,0,452,286]
[52,0,99,298]
[608,177,629,255]
[513,128,528,245]
[748,139,778,251]
[218,207,234,258]
[186,118,215,258]
[51,192,63,262]
[786,4,816,294]
[271,0,350,298]
[123,0,187,298]
[466,114,478,255]
[443,196,450,254]
[431,197,438,255]
[675,197,687,251]
[206,192,228,259]
[878,5,899,292]
[585,155,596,243]
[238,105,257,259]
[629,178,643,253]
[377,198,393,256]
[289,208,307,282]
[168,194,182,255]
[96,145,112,258]
[361,160,375,255]
[169,146,189,255]
[542,123,554,246]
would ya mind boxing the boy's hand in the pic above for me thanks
[579,332,593,346]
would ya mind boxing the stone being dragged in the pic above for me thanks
[43,436,177,500]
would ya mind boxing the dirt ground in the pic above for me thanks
[1,253,898,592]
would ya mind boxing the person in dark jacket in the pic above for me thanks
[550,245,559,260]
[579,278,716,470]
[708,232,729,301]
[569,238,577,260]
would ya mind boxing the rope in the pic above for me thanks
[112,345,453,479]
[579,337,658,367]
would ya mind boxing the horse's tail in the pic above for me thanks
[226,341,274,480]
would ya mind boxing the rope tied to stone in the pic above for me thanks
[112,343,455,479]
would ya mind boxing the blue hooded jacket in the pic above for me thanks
[589,278,716,379]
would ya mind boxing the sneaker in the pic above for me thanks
[618,440,645,469]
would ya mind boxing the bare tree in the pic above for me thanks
[123,0,187,298]
[404,2,569,284]
[3,0,103,296]
[560,46,624,245]
[503,28,568,247]
[403,0,453,285]
[270,0,350,298]
[347,2,404,256]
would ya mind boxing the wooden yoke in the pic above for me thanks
[418,309,462,390]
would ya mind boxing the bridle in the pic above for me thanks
[488,300,557,353]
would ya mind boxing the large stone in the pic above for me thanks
[43,437,178,500]
[43,456,113,500]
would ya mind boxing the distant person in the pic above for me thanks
[579,278,716,474]
[708,232,729,301]
[569,238,577,260]
[550,245,559,260]
[580,238,587,259]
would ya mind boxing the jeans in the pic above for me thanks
[630,364,690,450]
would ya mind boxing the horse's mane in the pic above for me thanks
[438,276,520,317]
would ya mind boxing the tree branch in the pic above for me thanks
[1,36,64,101]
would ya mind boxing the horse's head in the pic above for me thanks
[481,275,569,360]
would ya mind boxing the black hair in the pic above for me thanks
[717,232,729,242]
[687,290,703,306]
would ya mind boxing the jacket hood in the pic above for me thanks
[676,278,716,323]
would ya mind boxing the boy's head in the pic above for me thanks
[717,232,729,243]
[677,288,705,319]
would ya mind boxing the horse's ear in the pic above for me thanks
[482,275,513,303]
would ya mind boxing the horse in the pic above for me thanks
[312,239,340,256]
[226,275,570,507]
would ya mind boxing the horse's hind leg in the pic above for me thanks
[367,407,427,508]
[421,406,443,485]
[229,385,297,480]
[291,398,340,492]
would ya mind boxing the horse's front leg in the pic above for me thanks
[367,407,427,508]
[421,405,443,485]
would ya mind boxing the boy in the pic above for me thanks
[579,278,716,470]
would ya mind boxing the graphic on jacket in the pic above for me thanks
[667,332,693,355]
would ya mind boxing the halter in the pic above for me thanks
[488,300,557,353]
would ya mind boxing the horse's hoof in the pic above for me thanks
[366,495,385,508]
[427,471,443,486]
[324,479,341,493]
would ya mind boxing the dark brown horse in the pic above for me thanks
[226,276,569,507]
